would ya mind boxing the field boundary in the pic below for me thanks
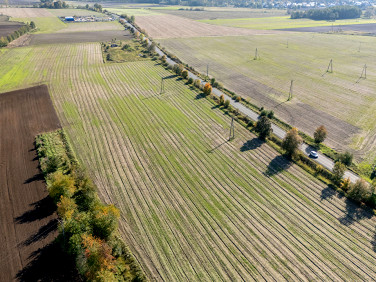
[36,129,146,280]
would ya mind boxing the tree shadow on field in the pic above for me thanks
[16,241,82,282]
[20,219,58,247]
[15,196,55,224]
[208,140,229,153]
[195,92,206,100]
[338,197,373,226]
[264,155,292,177]
[24,172,44,184]
[320,185,337,201]
[163,74,177,80]
[240,138,263,152]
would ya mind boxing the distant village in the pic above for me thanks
[258,0,375,9]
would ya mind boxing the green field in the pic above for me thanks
[158,33,376,163]
[199,16,376,30]
[2,41,376,280]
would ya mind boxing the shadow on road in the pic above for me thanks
[240,138,263,152]
[15,196,55,224]
[338,198,373,226]
[265,155,292,177]
[16,240,81,282]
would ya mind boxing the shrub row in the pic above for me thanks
[36,130,145,281]
[0,22,35,47]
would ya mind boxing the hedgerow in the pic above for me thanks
[36,130,146,281]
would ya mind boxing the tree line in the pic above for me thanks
[39,0,69,9]
[36,130,145,281]
[0,21,35,48]
[291,5,362,20]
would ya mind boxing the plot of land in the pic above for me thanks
[281,22,376,34]
[0,8,53,18]
[2,43,376,280]
[159,33,376,162]
[0,21,24,37]
[199,16,376,30]
[155,7,287,20]
[29,30,131,45]
[135,14,280,38]
[0,85,78,281]
[55,21,124,33]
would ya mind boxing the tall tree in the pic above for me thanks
[282,127,302,157]
[314,125,327,144]
[255,116,272,140]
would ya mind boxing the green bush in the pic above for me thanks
[224,100,230,108]
[187,77,193,84]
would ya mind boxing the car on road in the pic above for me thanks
[309,150,319,158]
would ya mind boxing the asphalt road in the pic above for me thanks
[124,19,360,183]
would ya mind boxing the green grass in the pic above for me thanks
[11,16,67,34]
[199,16,376,30]
[104,40,150,63]
[2,42,376,281]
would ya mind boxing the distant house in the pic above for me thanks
[65,17,74,22]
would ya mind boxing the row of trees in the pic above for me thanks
[160,51,376,210]
[0,22,35,47]
[39,0,69,9]
[36,131,145,281]
[291,5,362,20]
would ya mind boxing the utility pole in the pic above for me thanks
[254,48,259,60]
[288,80,293,101]
[358,42,362,53]
[357,64,367,83]
[229,117,235,140]
[327,59,333,73]
[160,77,165,94]
[206,63,209,80]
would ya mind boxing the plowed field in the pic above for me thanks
[2,43,376,280]
[0,85,77,281]
[135,14,280,39]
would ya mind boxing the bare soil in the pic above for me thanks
[0,21,23,37]
[0,85,77,281]
[29,30,131,45]
[136,14,281,39]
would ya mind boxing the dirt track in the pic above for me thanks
[29,30,131,45]
[0,85,76,281]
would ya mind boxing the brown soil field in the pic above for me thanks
[0,21,23,37]
[0,8,53,18]
[136,14,280,39]
[56,21,124,33]
[0,85,77,281]
[29,30,131,45]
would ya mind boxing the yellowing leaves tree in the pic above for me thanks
[281,127,302,157]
